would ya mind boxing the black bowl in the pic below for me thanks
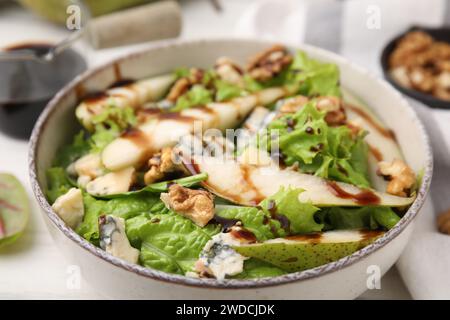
[380,26,450,109]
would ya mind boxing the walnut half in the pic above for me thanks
[277,95,346,126]
[315,96,347,126]
[247,45,293,81]
[166,68,204,102]
[215,57,244,87]
[160,184,214,227]
[144,147,180,185]
[377,159,416,197]
[278,96,309,115]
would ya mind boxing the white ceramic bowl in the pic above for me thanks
[29,39,432,299]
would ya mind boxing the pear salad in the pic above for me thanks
[47,46,418,280]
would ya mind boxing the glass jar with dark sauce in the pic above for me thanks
[0,42,87,139]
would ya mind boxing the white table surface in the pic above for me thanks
[1,0,449,300]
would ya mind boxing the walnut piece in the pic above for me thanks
[166,68,204,102]
[279,96,309,114]
[437,209,450,235]
[390,67,412,89]
[144,147,180,185]
[388,31,450,102]
[160,184,214,227]
[316,96,347,126]
[378,159,416,197]
[215,57,244,87]
[433,86,450,101]
[389,31,433,68]
[247,45,293,81]
[277,95,346,126]
[409,67,435,93]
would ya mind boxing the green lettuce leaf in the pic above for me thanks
[263,101,371,187]
[46,167,72,204]
[88,125,120,153]
[266,102,328,165]
[326,128,371,188]
[171,84,213,112]
[126,209,220,274]
[316,206,401,231]
[89,106,136,152]
[215,79,245,102]
[76,193,159,244]
[243,69,292,93]
[216,187,322,239]
[243,50,341,97]
[54,131,90,168]
[53,105,136,174]
[260,187,322,234]
[215,206,286,241]
[91,105,136,131]
[174,67,191,79]
[288,51,341,97]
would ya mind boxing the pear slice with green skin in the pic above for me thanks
[177,138,415,207]
[233,230,383,272]
[0,174,30,247]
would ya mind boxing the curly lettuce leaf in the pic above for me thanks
[88,106,136,152]
[267,102,328,165]
[171,84,213,112]
[243,50,340,97]
[91,105,136,131]
[53,105,135,171]
[288,51,341,97]
[260,187,322,234]
[126,209,220,274]
[264,101,371,187]
[316,206,401,231]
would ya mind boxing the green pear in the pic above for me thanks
[233,230,383,272]
[181,150,415,207]
[18,0,155,24]
[0,174,30,248]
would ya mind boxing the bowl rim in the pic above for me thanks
[29,37,433,289]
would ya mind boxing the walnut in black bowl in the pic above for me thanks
[381,27,450,109]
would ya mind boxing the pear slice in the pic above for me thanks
[0,173,30,247]
[342,90,405,191]
[76,73,175,131]
[177,140,415,207]
[102,86,295,171]
[233,230,383,272]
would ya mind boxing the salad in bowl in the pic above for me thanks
[46,45,418,281]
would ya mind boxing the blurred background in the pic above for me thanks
[0,0,449,299]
